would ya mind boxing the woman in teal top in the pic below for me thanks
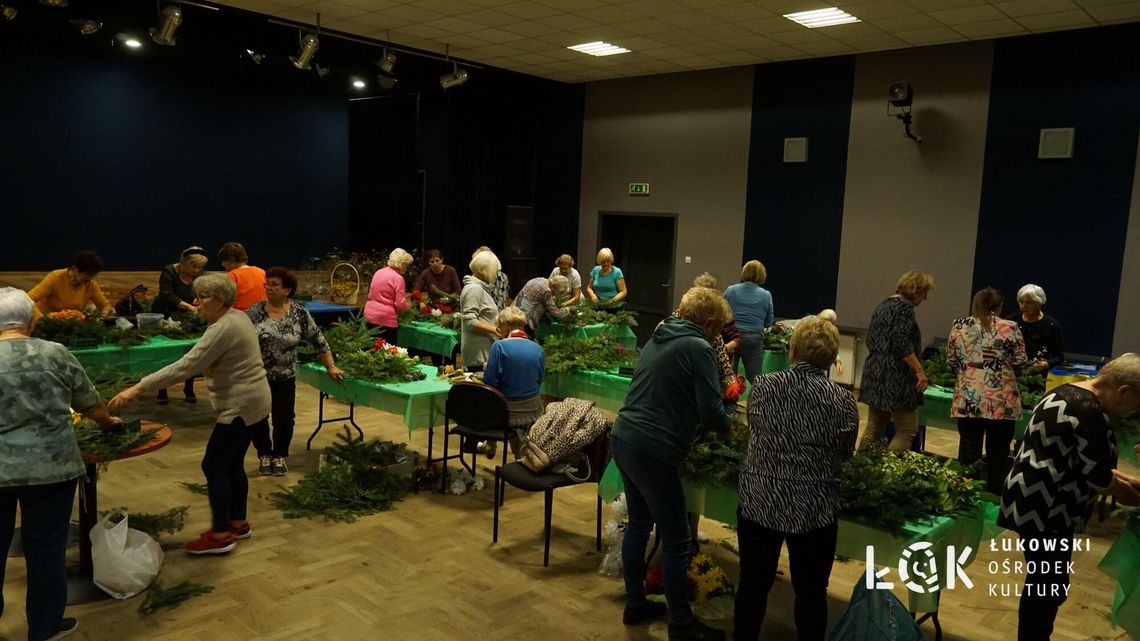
[586,247,628,306]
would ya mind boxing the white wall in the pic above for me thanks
[1113,138,1140,355]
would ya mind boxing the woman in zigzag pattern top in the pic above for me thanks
[999,353,1140,641]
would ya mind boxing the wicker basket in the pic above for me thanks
[329,262,361,306]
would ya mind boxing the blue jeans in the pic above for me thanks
[736,332,765,386]
[0,479,78,641]
[612,436,693,625]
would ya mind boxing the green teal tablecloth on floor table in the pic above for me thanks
[920,386,1032,440]
[598,459,993,613]
[397,321,460,359]
[536,322,638,350]
[71,335,198,378]
[296,361,452,435]
[1100,517,1140,638]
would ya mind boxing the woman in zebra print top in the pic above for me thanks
[734,315,859,641]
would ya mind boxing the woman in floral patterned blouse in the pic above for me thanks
[947,287,1027,492]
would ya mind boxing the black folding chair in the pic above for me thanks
[436,382,512,494]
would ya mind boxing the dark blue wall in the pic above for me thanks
[0,34,349,271]
[743,56,855,319]
[972,24,1140,356]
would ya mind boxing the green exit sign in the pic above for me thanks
[628,182,650,196]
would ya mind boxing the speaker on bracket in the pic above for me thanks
[504,205,534,259]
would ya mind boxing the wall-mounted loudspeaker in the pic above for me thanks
[1038,128,1075,159]
[504,205,534,259]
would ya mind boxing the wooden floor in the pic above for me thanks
[2,383,1135,641]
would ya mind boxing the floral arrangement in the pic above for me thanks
[32,312,206,349]
[400,290,459,329]
[687,554,735,602]
[542,335,639,375]
[322,315,382,357]
[556,299,638,330]
[682,411,749,487]
[50,309,87,321]
[335,339,425,384]
[722,375,746,404]
[762,325,792,353]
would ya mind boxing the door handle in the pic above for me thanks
[660,283,671,287]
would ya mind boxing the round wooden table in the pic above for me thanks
[68,422,172,604]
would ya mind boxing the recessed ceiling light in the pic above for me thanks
[352,79,366,89]
[783,7,859,28]
[124,38,142,48]
[568,41,631,57]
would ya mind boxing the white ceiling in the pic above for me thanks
[219,0,1140,83]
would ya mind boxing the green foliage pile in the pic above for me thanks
[32,316,108,346]
[104,506,189,538]
[270,428,411,522]
[180,482,208,495]
[322,315,382,358]
[682,412,750,487]
[138,580,214,616]
[74,419,160,471]
[763,325,792,353]
[542,335,639,375]
[922,344,1047,408]
[838,440,986,532]
[337,350,425,383]
[322,427,410,469]
[558,300,639,329]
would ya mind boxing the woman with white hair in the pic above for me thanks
[586,247,627,307]
[473,246,511,310]
[111,274,271,556]
[513,275,571,335]
[460,250,502,371]
[0,288,121,640]
[1006,284,1064,374]
[484,306,546,455]
[363,248,414,343]
[549,254,582,306]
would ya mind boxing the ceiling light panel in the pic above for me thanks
[568,41,631,56]
[783,7,860,28]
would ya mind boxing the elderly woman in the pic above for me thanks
[613,287,734,641]
[111,274,270,556]
[363,248,414,343]
[724,260,774,385]
[514,275,570,335]
[152,246,209,405]
[0,288,121,641]
[549,254,582,307]
[483,306,546,457]
[27,250,114,319]
[586,247,627,307]
[460,250,502,371]
[947,288,1027,493]
[735,315,858,641]
[413,249,462,305]
[218,242,266,312]
[473,246,510,310]
[1000,353,1140,641]
[1006,284,1065,374]
[859,270,934,452]
[247,267,344,477]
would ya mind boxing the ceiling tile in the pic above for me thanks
[438,33,493,47]
[499,20,564,36]
[1015,9,1096,28]
[905,0,990,9]
[622,0,695,16]
[994,0,1080,16]
[498,2,565,19]
[381,4,448,22]
[650,30,708,44]
[640,46,687,59]
[410,0,480,14]
[535,13,602,29]
[840,32,910,48]
[466,0,521,6]
[616,17,686,34]
[721,33,783,48]
[656,9,725,28]
[682,40,737,54]
[839,0,920,19]
[753,0,821,13]
[422,16,487,32]
[576,5,645,21]
[894,24,965,42]
[674,54,723,68]
[1087,2,1140,20]
[755,44,808,59]
[534,0,609,9]
[499,36,558,51]
[687,22,755,39]
[466,26,528,42]
[795,39,859,54]
[398,23,454,39]
[738,15,802,33]
[766,29,834,44]
[708,50,764,63]
[354,12,413,29]
[699,2,777,20]
[869,13,944,29]
[322,0,402,8]
[455,9,519,26]
[812,21,887,36]
[952,17,1028,35]
[612,35,668,49]
[1073,0,1136,7]
[299,1,370,20]
[324,19,380,34]
[929,4,1007,24]
[469,43,527,56]
[678,0,748,7]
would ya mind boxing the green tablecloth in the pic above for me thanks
[71,335,199,378]
[397,321,460,359]
[536,322,639,350]
[542,369,631,413]
[296,361,452,436]
[1100,517,1140,638]
[599,460,989,613]
[920,386,1032,440]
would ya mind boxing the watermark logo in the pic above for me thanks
[866,542,974,594]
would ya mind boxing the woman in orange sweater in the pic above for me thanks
[27,251,114,319]
[218,242,266,312]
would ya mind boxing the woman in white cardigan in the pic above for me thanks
[111,273,270,556]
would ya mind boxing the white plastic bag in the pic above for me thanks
[90,510,164,599]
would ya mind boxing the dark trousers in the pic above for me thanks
[734,513,838,641]
[956,417,1015,493]
[252,379,296,458]
[611,436,693,626]
[0,479,78,641]
[372,324,397,344]
[1017,533,1073,641]
[201,417,257,532]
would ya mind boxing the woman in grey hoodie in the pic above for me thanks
[460,250,502,371]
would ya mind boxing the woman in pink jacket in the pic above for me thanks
[363,248,413,342]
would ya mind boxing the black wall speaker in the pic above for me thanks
[504,205,535,259]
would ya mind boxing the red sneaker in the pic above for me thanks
[186,530,237,555]
[230,521,252,540]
